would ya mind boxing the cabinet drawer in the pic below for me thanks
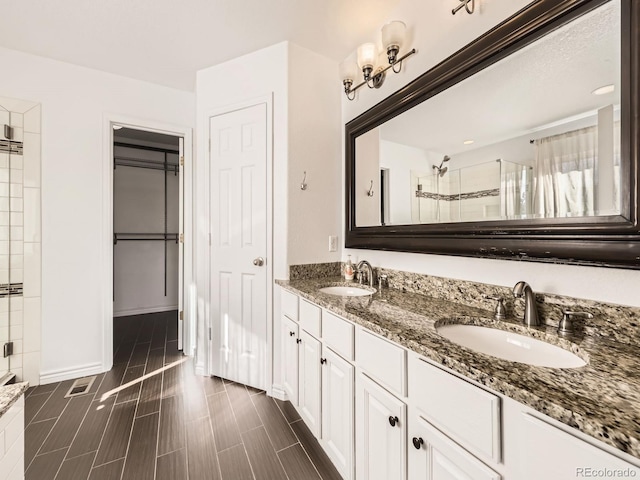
[356,329,406,396]
[409,355,501,463]
[322,310,354,361]
[281,289,298,321]
[300,299,321,338]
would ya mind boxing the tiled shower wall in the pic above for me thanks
[0,98,41,386]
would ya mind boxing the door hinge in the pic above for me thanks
[179,233,184,244]
[179,311,184,321]
[180,156,184,166]
[3,342,13,358]
[208,327,212,341]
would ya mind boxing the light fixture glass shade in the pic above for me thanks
[357,43,378,70]
[340,60,358,82]
[382,21,406,49]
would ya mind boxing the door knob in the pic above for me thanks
[388,416,399,427]
[412,437,424,449]
[253,257,265,266]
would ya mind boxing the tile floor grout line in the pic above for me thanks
[151,345,167,480]
[117,355,148,480]
[86,396,132,474]
[26,391,73,472]
[55,387,105,468]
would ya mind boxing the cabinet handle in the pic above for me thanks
[296,338,302,344]
[412,437,424,449]
[289,331,295,336]
[388,416,399,427]
[320,358,327,364]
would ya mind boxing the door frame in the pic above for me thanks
[203,95,274,393]
[101,113,195,372]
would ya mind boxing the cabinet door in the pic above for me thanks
[281,315,299,404]
[409,414,500,480]
[299,330,322,437]
[515,414,640,480]
[322,347,354,480]
[356,373,406,480]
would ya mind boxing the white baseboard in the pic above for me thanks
[40,362,104,385]
[270,384,287,401]
[114,305,178,317]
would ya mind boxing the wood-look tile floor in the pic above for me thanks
[24,311,341,480]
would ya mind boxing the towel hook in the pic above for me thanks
[367,180,374,197]
[452,0,474,15]
[300,171,308,191]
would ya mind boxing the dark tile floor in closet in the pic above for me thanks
[24,311,341,480]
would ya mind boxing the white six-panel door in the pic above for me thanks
[209,103,268,390]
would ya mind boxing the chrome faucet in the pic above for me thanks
[356,260,375,287]
[513,281,541,327]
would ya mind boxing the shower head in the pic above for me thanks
[442,155,450,163]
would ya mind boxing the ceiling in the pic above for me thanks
[0,0,402,91]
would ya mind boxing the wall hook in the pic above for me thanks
[452,0,474,15]
[367,180,374,197]
[300,171,308,191]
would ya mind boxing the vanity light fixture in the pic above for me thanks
[592,84,615,95]
[341,20,417,101]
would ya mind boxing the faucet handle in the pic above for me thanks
[483,295,507,320]
[378,274,388,289]
[558,310,593,334]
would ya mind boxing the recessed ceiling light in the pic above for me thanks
[113,125,123,130]
[463,140,474,145]
[592,84,615,95]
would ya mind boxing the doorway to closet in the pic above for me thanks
[112,127,184,360]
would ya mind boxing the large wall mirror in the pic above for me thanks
[345,0,639,268]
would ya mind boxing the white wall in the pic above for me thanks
[342,2,640,308]
[0,46,195,381]
[287,43,342,265]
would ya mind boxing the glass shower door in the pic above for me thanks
[0,105,12,381]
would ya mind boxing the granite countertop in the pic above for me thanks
[0,382,28,417]
[277,277,640,459]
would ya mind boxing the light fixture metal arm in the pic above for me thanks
[345,48,417,99]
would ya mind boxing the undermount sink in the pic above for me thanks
[436,323,587,369]
[318,285,375,297]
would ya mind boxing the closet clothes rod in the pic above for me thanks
[113,233,179,245]
[114,157,179,174]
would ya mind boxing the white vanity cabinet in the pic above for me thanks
[321,345,354,480]
[280,290,299,404]
[508,409,640,479]
[356,373,407,480]
[299,330,322,436]
[279,289,356,479]
[278,288,640,480]
[409,413,501,480]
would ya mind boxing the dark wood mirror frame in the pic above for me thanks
[345,0,640,269]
